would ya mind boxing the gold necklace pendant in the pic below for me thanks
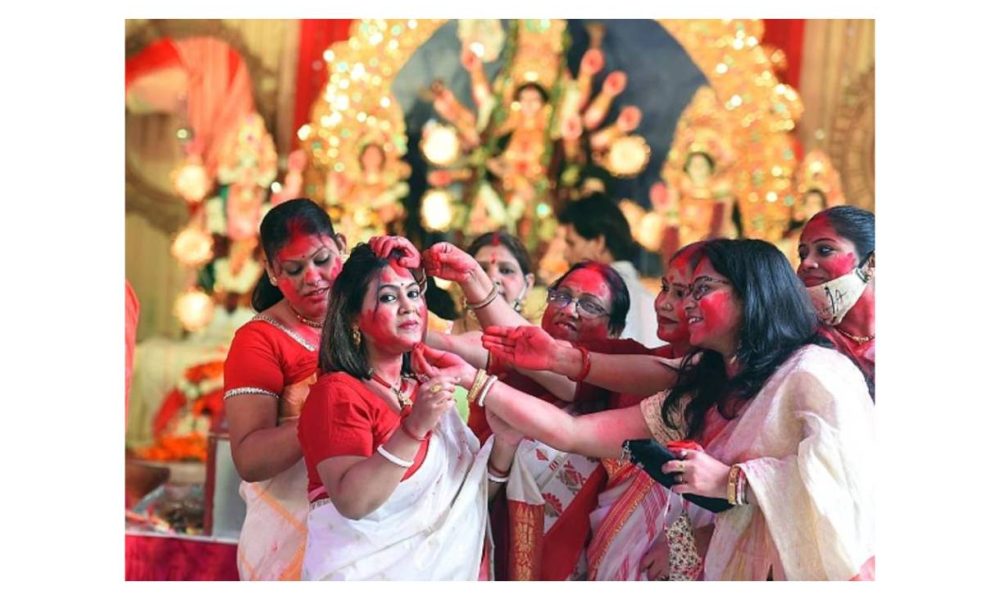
[836,326,874,344]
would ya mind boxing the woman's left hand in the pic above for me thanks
[662,447,731,499]
[369,235,421,269]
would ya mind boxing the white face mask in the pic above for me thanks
[806,257,872,326]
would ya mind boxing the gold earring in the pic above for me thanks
[351,326,362,348]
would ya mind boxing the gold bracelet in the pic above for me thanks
[727,464,741,505]
[466,369,489,405]
[467,282,499,310]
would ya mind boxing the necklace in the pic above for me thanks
[288,303,323,328]
[835,326,874,344]
[369,371,411,409]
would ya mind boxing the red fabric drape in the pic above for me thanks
[762,19,805,89]
[292,19,354,150]
[125,533,239,580]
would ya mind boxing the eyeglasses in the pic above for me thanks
[686,276,731,301]
[546,288,609,319]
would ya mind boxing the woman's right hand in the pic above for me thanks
[411,343,476,389]
[481,325,561,372]
[421,242,479,283]
[369,235,421,269]
[406,375,457,437]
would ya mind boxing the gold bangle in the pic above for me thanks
[467,282,499,310]
[467,369,488,405]
[279,415,300,423]
[727,464,741,505]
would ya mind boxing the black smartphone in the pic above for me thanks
[621,439,733,513]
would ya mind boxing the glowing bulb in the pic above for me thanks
[421,190,454,231]
[174,289,215,332]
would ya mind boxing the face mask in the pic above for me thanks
[806,257,872,326]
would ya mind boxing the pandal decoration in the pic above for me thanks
[300,19,818,253]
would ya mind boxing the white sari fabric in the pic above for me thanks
[236,460,309,580]
[302,409,493,580]
[642,345,876,580]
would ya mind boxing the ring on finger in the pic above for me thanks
[429,383,443,393]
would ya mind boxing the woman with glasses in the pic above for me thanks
[432,238,875,580]
[295,238,520,580]
[797,206,875,399]
[424,240,665,580]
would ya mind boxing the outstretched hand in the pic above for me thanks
[411,342,476,388]
[421,242,479,283]
[369,235,421,269]
[481,325,561,372]
[485,409,523,447]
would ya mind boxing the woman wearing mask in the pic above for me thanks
[450,238,875,580]
[797,206,875,398]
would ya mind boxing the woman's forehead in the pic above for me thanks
[560,267,611,298]
[374,264,416,286]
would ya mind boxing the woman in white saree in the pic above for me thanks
[297,238,518,580]
[459,238,876,580]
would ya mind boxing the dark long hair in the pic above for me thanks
[251,198,337,311]
[549,261,630,337]
[661,239,829,439]
[318,243,415,379]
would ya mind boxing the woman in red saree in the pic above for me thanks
[222,199,347,580]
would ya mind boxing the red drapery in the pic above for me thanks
[762,19,805,89]
[291,19,354,150]
[125,533,239,580]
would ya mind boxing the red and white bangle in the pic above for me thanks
[569,344,592,382]
[399,418,430,442]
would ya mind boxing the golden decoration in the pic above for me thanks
[605,135,652,177]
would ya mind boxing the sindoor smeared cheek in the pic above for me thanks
[698,291,738,341]
[577,319,610,342]
[826,252,859,278]
[360,305,396,346]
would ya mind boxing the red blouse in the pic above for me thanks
[819,326,875,397]
[223,318,319,398]
[298,372,429,502]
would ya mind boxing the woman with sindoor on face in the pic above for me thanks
[223,198,347,580]
[446,238,875,580]
[448,230,541,335]
[424,240,671,580]
[295,238,519,580]
[797,205,875,398]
